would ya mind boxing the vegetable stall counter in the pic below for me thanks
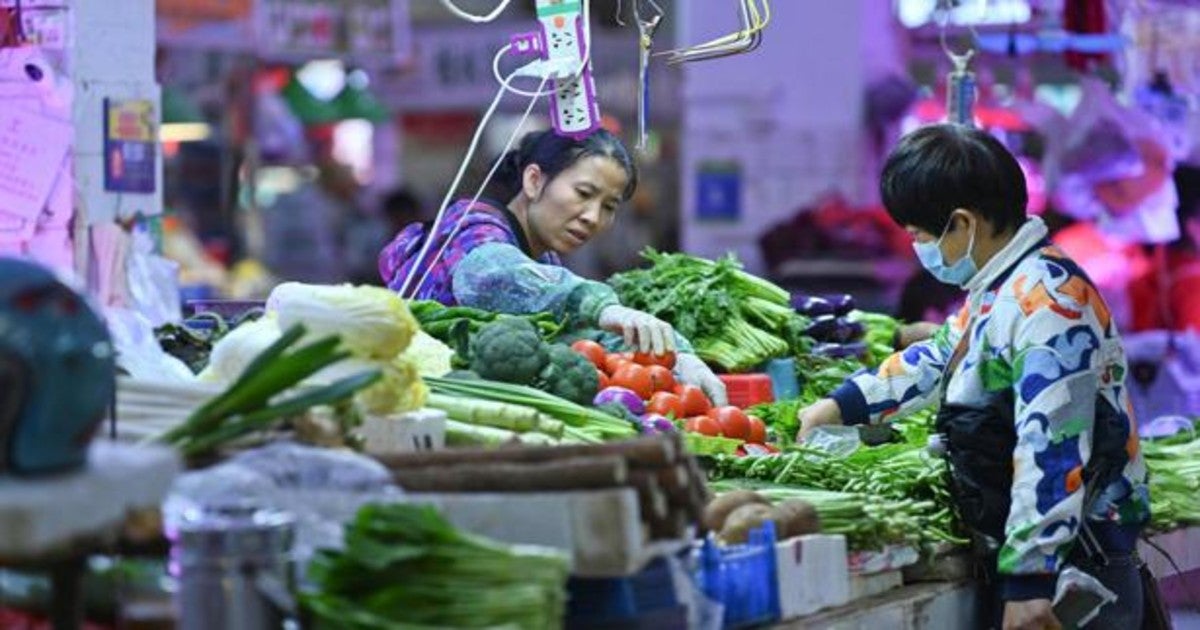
[773,580,978,630]
[1142,526,1200,609]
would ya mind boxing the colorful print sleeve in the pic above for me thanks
[452,242,620,327]
[996,265,1106,600]
[830,306,968,425]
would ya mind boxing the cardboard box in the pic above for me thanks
[775,534,851,619]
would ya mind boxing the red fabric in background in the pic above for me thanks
[0,608,112,630]
[1064,0,1109,72]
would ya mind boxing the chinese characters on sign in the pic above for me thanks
[103,98,157,194]
[0,106,71,222]
[256,0,411,61]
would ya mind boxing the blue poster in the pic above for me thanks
[695,160,741,222]
[104,99,157,194]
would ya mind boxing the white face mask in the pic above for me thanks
[913,216,978,287]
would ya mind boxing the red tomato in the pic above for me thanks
[571,340,607,369]
[612,364,654,400]
[677,385,712,417]
[685,416,722,437]
[747,416,767,444]
[597,370,610,390]
[708,406,751,440]
[646,392,685,418]
[647,365,677,393]
[604,354,631,376]
[633,351,677,369]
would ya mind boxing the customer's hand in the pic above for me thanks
[897,322,940,349]
[674,354,728,406]
[795,398,842,442]
[597,305,676,355]
[1003,599,1061,630]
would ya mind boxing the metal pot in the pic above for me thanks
[171,504,296,630]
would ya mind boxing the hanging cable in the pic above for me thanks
[658,0,770,64]
[634,0,664,150]
[437,0,514,23]
[492,0,594,99]
[937,0,983,126]
[402,62,550,299]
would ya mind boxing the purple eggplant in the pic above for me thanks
[804,315,839,341]
[594,387,646,416]
[829,294,856,317]
[813,341,868,359]
[796,296,836,318]
[830,318,866,343]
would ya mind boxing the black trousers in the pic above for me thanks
[977,523,1144,629]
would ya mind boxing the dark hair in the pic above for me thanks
[488,128,638,203]
[382,187,422,222]
[1176,165,1200,222]
[880,124,1028,237]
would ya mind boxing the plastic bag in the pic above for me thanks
[126,225,183,328]
[226,441,394,492]
[164,442,402,581]
[802,426,861,457]
[105,306,195,382]
[1053,565,1118,628]
[1051,78,1180,244]
[1123,331,1200,421]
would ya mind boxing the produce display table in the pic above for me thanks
[1142,527,1200,608]
[0,442,179,630]
[775,580,978,629]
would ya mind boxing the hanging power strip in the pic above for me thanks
[510,0,600,138]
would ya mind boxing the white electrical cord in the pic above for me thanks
[398,55,550,299]
[401,0,594,298]
[437,0,514,23]
[491,0,594,98]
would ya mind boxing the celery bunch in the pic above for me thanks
[303,503,569,630]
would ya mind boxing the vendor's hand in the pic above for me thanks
[1003,599,1060,630]
[795,399,842,442]
[598,305,676,355]
[675,353,728,406]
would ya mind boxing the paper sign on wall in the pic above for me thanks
[0,106,71,221]
[103,98,157,194]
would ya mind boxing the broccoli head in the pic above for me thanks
[468,317,548,385]
[537,344,600,406]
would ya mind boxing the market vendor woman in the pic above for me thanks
[798,125,1151,630]
[380,129,727,405]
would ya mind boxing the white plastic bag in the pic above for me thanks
[105,306,195,382]
[127,225,183,328]
[1051,78,1180,244]
[1053,565,1118,628]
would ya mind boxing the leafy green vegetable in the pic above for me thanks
[710,408,964,551]
[155,324,381,457]
[302,503,569,630]
[468,318,549,386]
[609,249,809,371]
[848,310,902,368]
[411,301,564,349]
[1142,423,1200,531]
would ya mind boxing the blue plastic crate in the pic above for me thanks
[566,556,680,624]
[696,521,781,629]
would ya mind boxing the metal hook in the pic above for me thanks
[614,0,626,27]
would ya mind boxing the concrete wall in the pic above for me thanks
[677,0,903,274]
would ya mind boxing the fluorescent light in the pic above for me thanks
[160,122,212,143]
